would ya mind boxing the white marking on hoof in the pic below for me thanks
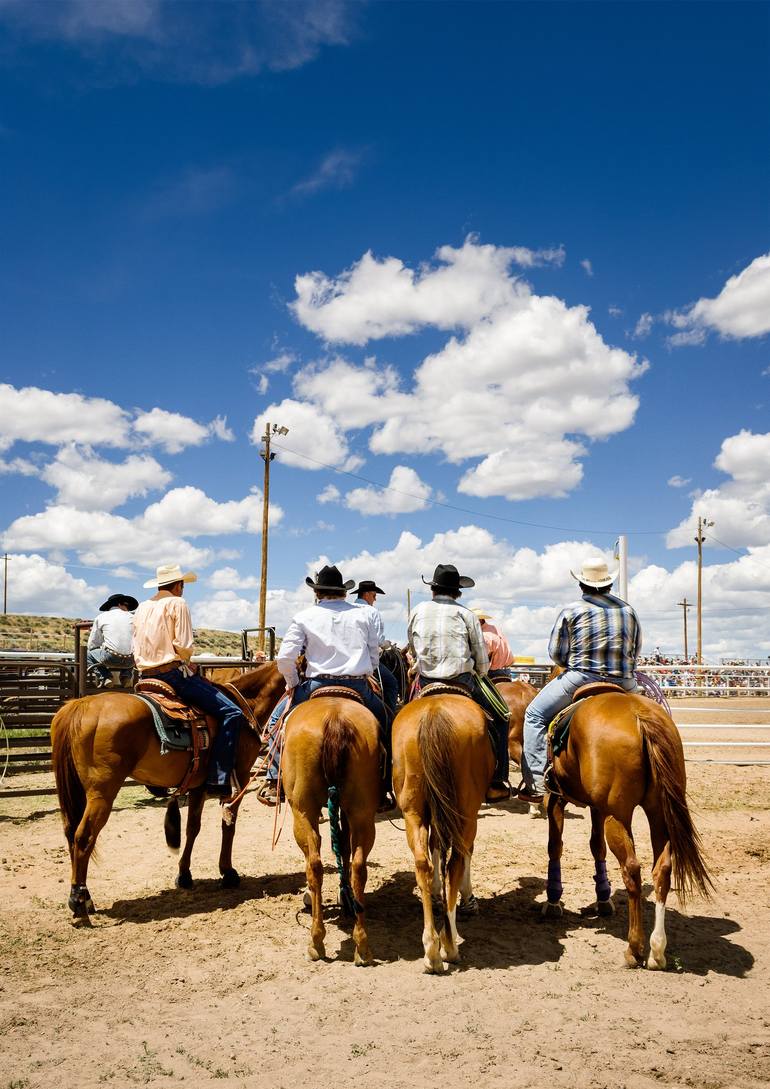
[307,944,325,962]
[528,803,542,818]
[649,902,667,969]
[423,956,445,974]
[354,948,374,968]
[541,900,563,918]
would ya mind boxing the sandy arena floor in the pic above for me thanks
[1,761,769,1089]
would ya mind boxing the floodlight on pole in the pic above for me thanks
[258,422,288,652]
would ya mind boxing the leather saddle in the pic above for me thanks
[416,681,472,700]
[309,685,365,706]
[134,678,213,754]
[548,682,628,760]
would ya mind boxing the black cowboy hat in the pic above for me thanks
[305,564,355,593]
[99,593,139,612]
[350,580,385,596]
[421,563,475,591]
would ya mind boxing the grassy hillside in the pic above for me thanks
[0,613,246,657]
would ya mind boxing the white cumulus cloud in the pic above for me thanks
[667,253,770,345]
[40,445,172,510]
[251,399,362,471]
[345,465,432,515]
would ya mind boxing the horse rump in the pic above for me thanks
[51,700,87,848]
[320,709,357,787]
[638,711,713,904]
[416,704,465,858]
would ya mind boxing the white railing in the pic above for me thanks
[640,664,770,697]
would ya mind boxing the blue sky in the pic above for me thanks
[1,1,769,658]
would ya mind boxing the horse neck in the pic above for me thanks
[233,662,286,722]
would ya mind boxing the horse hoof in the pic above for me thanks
[354,948,374,968]
[84,898,96,914]
[528,803,542,818]
[423,958,445,974]
[541,900,563,918]
[624,949,644,969]
[458,895,479,917]
[220,868,240,889]
[647,955,667,971]
[442,949,461,964]
[71,912,92,929]
[597,898,615,916]
[175,871,194,890]
[302,888,312,909]
[308,944,325,962]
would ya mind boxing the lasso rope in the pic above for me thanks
[327,785,362,917]
[635,670,672,716]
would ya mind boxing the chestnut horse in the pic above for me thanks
[542,690,712,969]
[51,662,284,923]
[281,695,380,966]
[392,694,494,973]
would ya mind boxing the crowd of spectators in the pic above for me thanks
[638,651,770,695]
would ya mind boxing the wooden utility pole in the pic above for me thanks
[406,588,412,617]
[695,516,714,664]
[3,553,7,615]
[677,597,691,660]
[257,422,288,652]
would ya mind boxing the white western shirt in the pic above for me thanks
[87,609,134,656]
[277,599,380,688]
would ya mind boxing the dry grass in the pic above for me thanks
[0,613,244,657]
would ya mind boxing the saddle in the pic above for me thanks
[309,685,365,706]
[547,682,628,760]
[133,678,213,755]
[416,681,472,700]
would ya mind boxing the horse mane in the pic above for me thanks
[637,711,713,904]
[417,704,465,857]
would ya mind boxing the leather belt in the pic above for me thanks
[138,661,182,678]
[312,673,368,682]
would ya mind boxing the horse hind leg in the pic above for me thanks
[292,806,326,962]
[542,793,565,918]
[605,815,645,968]
[348,811,376,967]
[405,810,443,973]
[588,806,614,916]
[457,849,479,916]
[175,787,206,889]
[646,806,672,970]
[69,788,118,926]
[441,847,467,964]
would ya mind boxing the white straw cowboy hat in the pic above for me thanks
[471,607,491,621]
[143,563,198,589]
[570,557,617,589]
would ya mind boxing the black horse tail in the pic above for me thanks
[638,712,713,905]
[51,700,87,849]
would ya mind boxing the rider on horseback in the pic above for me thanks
[517,557,642,804]
[132,563,249,797]
[408,563,511,804]
[350,578,399,721]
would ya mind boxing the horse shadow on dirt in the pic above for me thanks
[103,869,309,925]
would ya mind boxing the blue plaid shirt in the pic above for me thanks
[548,593,641,679]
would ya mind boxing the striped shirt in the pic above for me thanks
[548,593,641,679]
[408,596,489,679]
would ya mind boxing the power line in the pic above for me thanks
[271,441,670,537]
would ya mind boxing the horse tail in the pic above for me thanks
[164,799,181,852]
[51,700,87,849]
[320,709,361,917]
[417,704,465,927]
[638,712,713,905]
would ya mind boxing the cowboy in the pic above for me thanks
[350,579,399,719]
[261,566,384,807]
[517,557,642,803]
[472,608,514,677]
[87,593,137,688]
[131,563,248,797]
[408,563,511,803]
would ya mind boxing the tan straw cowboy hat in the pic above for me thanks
[570,557,617,589]
[143,563,198,589]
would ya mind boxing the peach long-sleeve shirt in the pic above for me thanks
[482,622,513,670]
[131,591,194,671]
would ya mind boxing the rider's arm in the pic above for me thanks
[87,616,103,651]
[548,610,569,667]
[277,620,305,688]
[467,613,490,675]
[171,599,194,662]
[366,615,380,673]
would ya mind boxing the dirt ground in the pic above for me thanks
[1,760,769,1089]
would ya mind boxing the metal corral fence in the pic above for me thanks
[641,664,770,696]
[0,625,276,797]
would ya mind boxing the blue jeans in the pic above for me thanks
[377,663,399,716]
[265,677,387,782]
[161,667,247,789]
[522,670,637,789]
[87,646,134,683]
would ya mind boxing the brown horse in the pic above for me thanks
[543,691,712,969]
[392,694,494,973]
[494,677,537,767]
[51,662,285,923]
[281,695,380,966]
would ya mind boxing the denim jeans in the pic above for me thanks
[377,663,399,716]
[264,676,387,782]
[161,667,247,788]
[522,670,637,789]
[87,646,134,683]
